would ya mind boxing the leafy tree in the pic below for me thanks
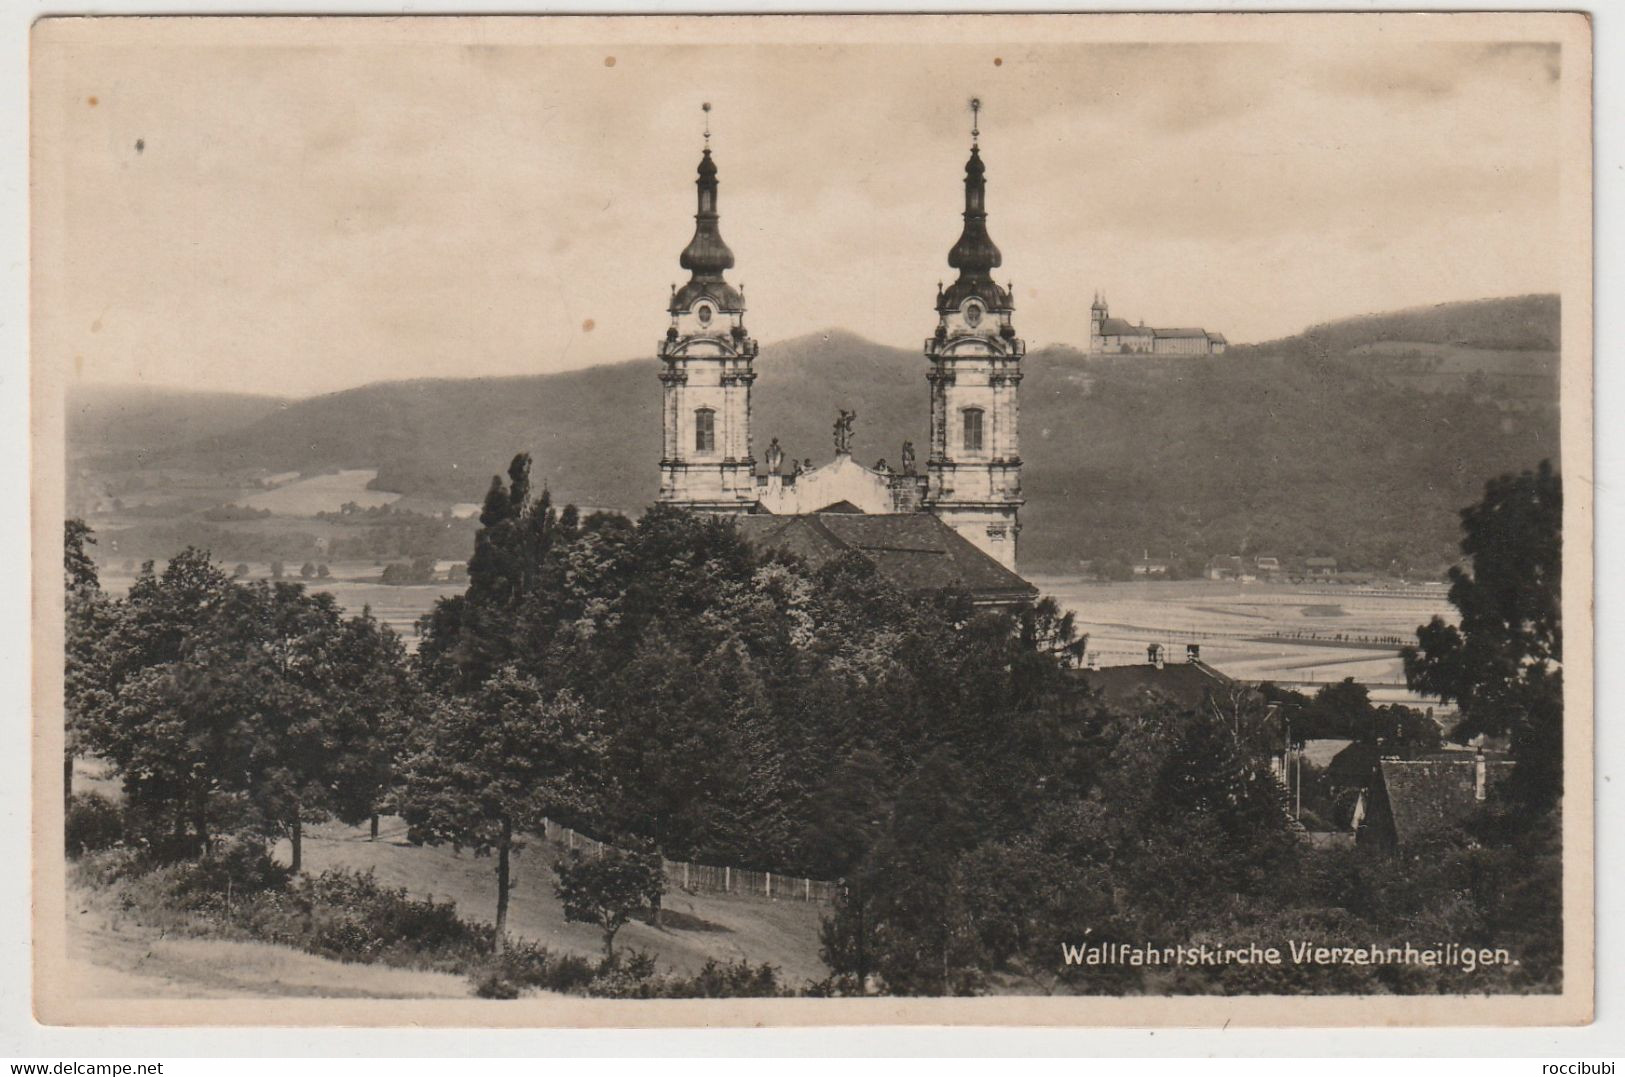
[417,454,571,693]
[825,751,983,995]
[553,846,665,961]
[77,548,417,865]
[300,561,317,579]
[238,581,405,872]
[317,563,331,579]
[65,519,99,594]
[806,750,893,993]
[399,671,604,951]
[79,549,237,854]
[1019,596,1085,668]
[64,520,110,805]
[1403,461,1562,807]
[323,606,418,841]
[270,560,285,579]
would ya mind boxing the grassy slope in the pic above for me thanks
[65,889,474,1000]
[69,759,824,997]
[285,818,829,985]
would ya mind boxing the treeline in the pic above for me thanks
[1020,345,1554,574]
[409,454,1090,882]
[66,523,413,871]
[1260,678,1442,748]
[1245,295,1560,357]
[98,514,479,565]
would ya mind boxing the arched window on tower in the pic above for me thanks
[694,407,716,453]
[961,406,984,453]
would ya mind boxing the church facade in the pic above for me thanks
[656,105,1027,575]
[1087,293,1228,355]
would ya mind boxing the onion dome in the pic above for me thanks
[672,146,744,314]
[939,134,1011,314]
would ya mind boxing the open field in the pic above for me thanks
[239,469,401,514]
[1032,577,1457,711]
[95,561,468,648]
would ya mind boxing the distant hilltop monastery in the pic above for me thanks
[1088,293,1227,355]
[653,101,1033,589]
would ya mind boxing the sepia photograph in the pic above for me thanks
[29,12,1593,1028]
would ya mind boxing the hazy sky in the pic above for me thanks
[38,25,1565,396]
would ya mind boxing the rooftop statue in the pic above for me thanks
[834,409,857,455]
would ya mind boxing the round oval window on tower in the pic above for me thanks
[696,303,713,326]
[964,300,983,327]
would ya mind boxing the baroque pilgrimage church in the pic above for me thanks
[1087,294,1227,355]
[654,104,1036,605]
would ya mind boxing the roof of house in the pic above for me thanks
[1066,660,1237,712]
[1305,557,1339,567]
[1206,332,1229,344]
[1153,327,1210,339]
[735,512,1037,604]
[1099,318,1154,337]
[1377,755,1514,846]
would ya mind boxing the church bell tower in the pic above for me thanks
[658,105,759,514]
[923,100,1024,571]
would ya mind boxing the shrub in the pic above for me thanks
[586,953,786,999]
[173,837,291,905]
[473,969,520,999]
[465,940,599,998]
[71,845,146,888]
[680,957,785,998]
[65,792,123,858]
[289,868,485,962]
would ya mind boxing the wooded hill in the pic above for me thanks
[74,295,1560,574]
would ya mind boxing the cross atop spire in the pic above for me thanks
[939,98,1006,314]
[670,101,742,314]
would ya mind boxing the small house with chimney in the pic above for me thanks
[1354,751,1514,852]
[1069,642,1245,712]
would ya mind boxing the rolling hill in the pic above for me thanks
[67,384,290,462]
[72,296,1561,574]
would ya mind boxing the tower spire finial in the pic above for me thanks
[970,97,981,148]
[702,101,712,150]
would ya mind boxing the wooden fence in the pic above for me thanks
[539,818,836,904]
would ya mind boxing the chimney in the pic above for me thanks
[1186,643,1200,664]
[1474,749,1487,802]
[1148,643,1164,669]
